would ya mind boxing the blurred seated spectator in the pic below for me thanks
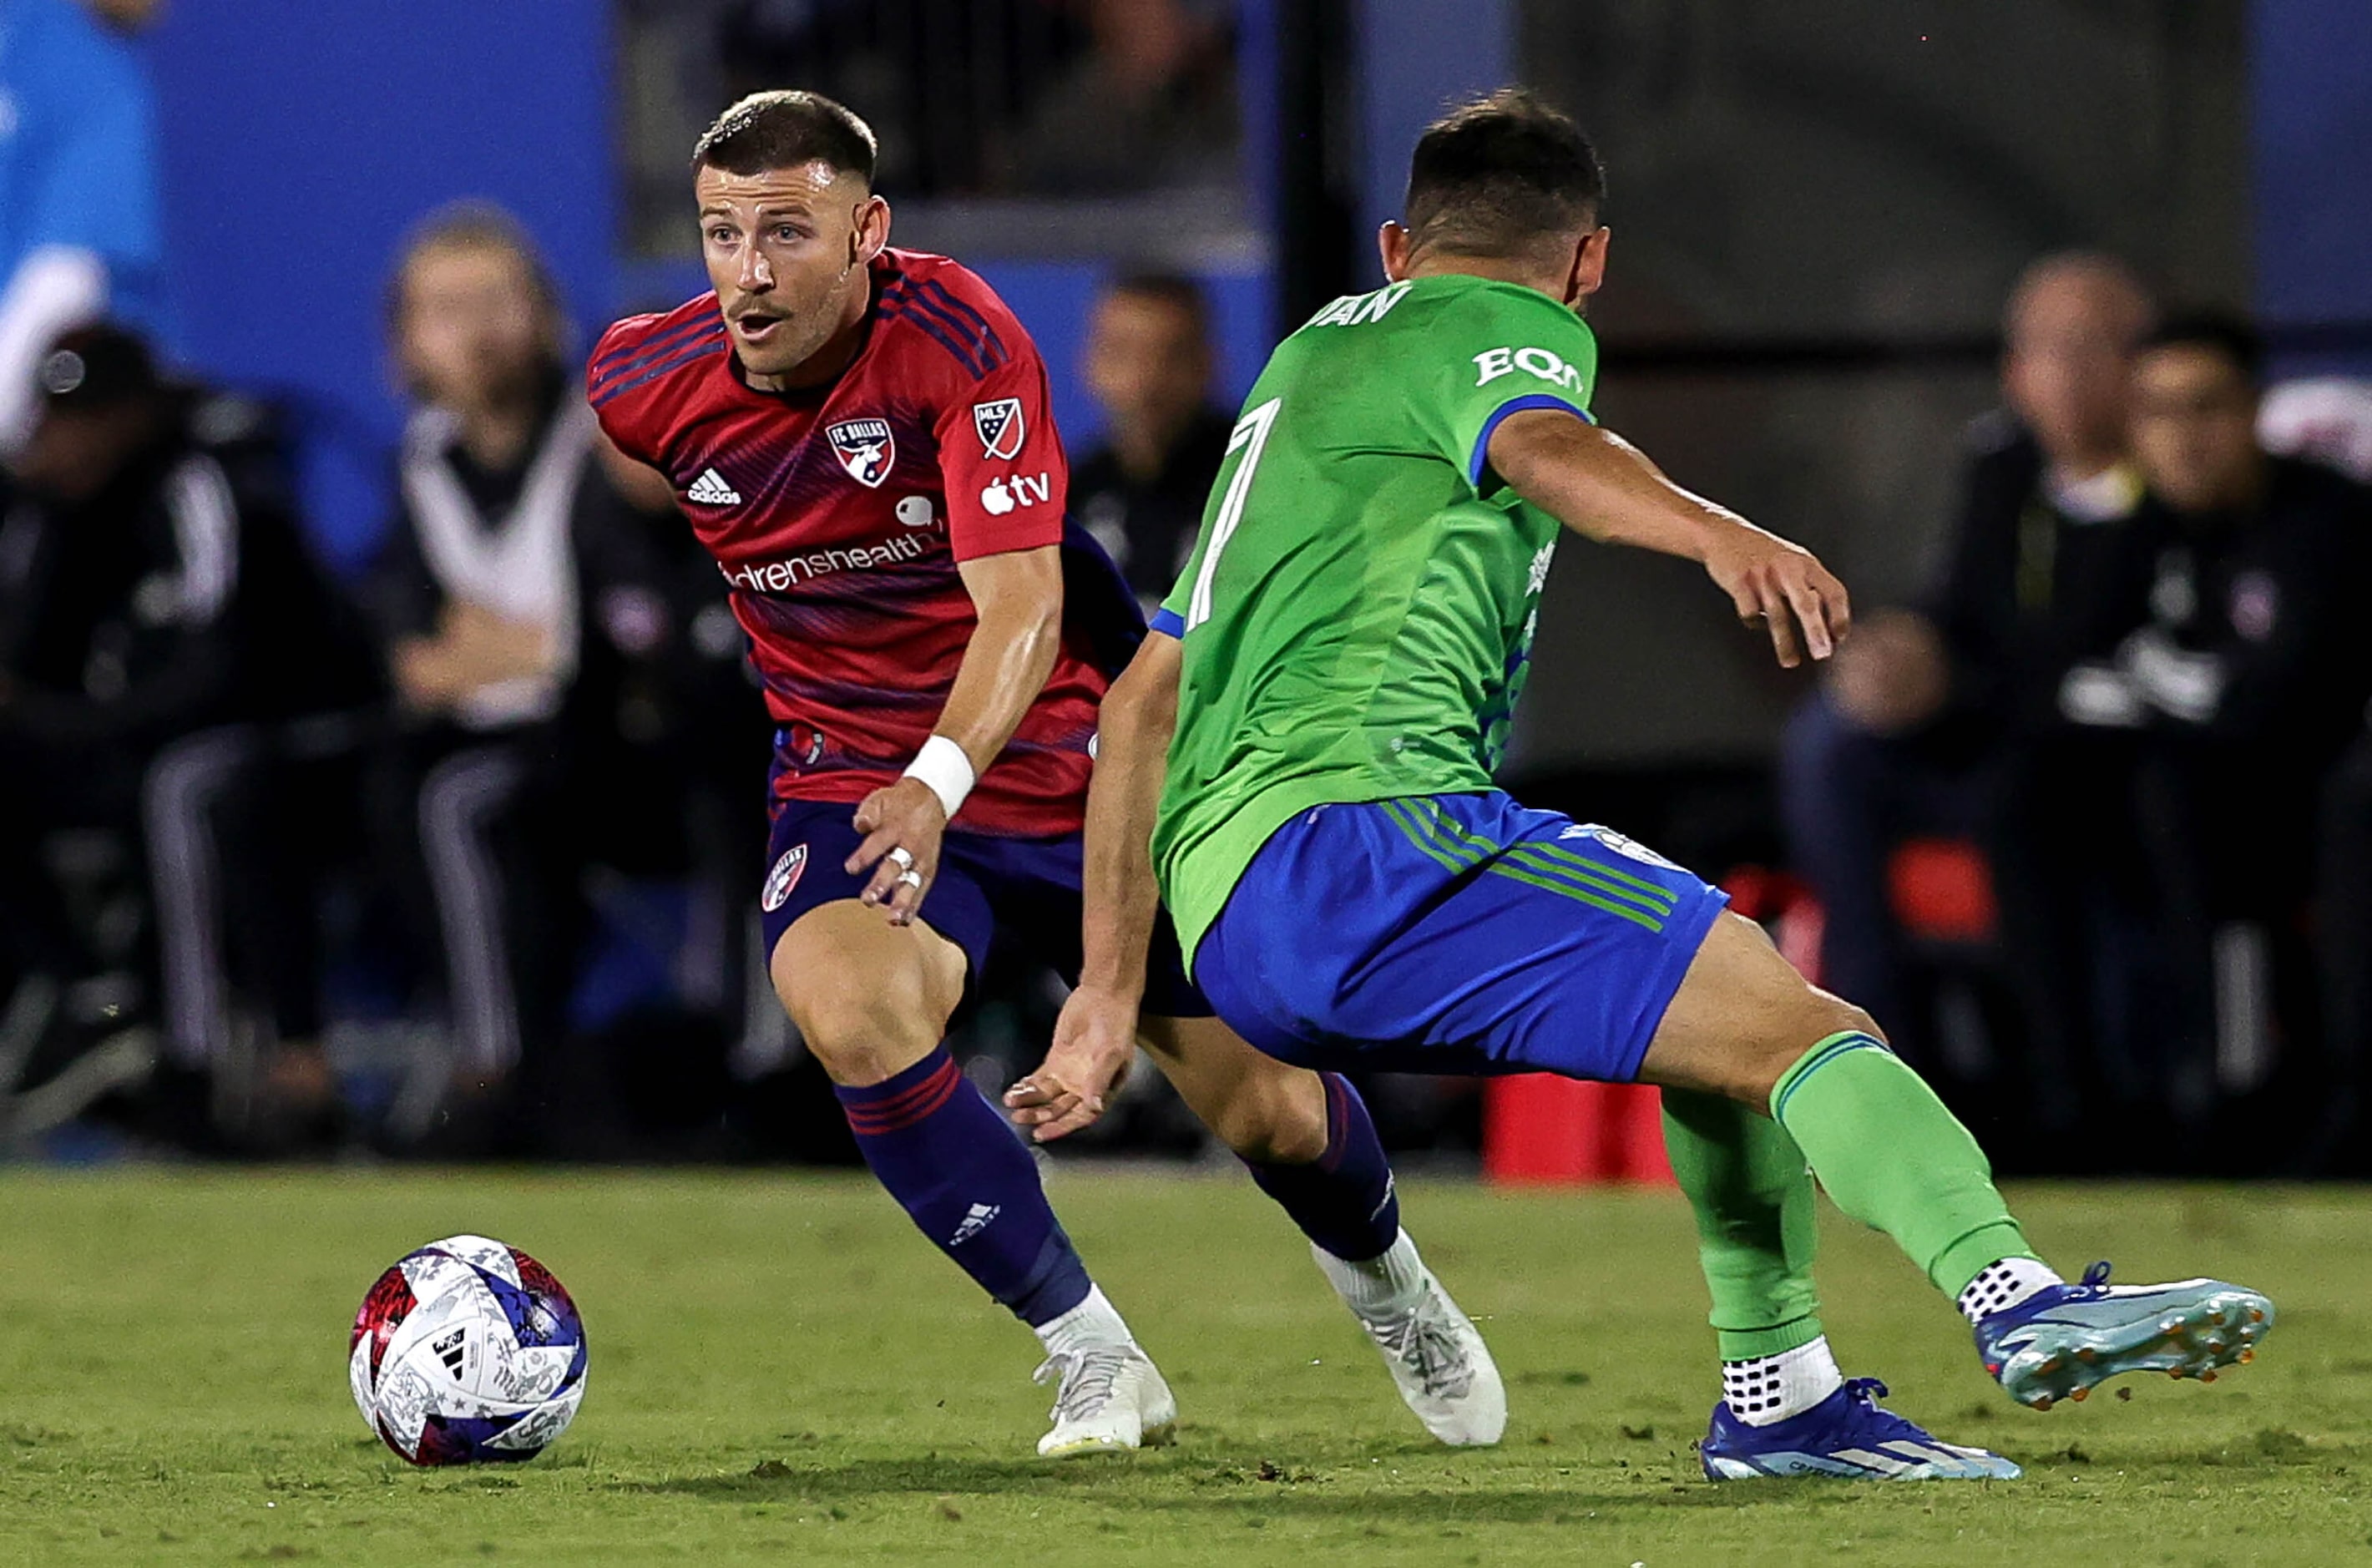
[0,325,377,1140]
[0,0,166,458]
[569,434,777,1067]
[1072,272,1234,614]
[363,206,604,1141]
[2103,317,2372,1156]
[993,0,1237,195]
[1780,253,2159,1136]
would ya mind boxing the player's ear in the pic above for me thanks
[1378,221,1414,283]
[1563,226,1610,307]
[852,194,892,266]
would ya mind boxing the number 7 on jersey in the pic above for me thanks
[1185,397,1282,631]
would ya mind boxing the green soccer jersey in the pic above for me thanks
[1151,272,1599,964]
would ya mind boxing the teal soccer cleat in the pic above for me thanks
[1700,1378,2021,1481]
[1973,1262,2274,1410]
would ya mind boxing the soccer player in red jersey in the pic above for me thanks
[589,91,1503,1456]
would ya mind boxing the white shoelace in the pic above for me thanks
[1034,1347,1128,1424]
[1363,1297,1474,1400]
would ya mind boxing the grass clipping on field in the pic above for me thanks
[0,1170,2365,1567]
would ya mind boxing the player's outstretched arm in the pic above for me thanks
[1488,407,1851,667]
[847,544,1065,924]
[1005,630,1182,1142]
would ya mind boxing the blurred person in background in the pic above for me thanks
[994,0,1237,195]
[1780,253,2158,1143]
[1072,272,1234,616]
[0,0,166,457]
[0,325,374,1141]
[363,205,601,1146]
[2101,317,2372,1163]
[569,432,778,1091]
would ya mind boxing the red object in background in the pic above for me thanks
[1479,844,1999,1188]
[1482,1076,1676,1186]
[1885,836,1998,942]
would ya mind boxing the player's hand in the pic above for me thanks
[1702,524,1851,668]
[847,778,948,927]
[1005,983,1140,1142]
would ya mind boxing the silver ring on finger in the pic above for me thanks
[895,867,923,890]
[886,846,916,873]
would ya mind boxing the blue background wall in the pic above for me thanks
[1353,0,1512,288]
[150,0,615,569]
[2251,0,2372,375]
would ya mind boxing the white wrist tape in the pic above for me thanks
[902,734,976,818]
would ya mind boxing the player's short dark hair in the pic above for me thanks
[1103,271,1211,336]
[1404,88,1605,261]
[2141,311,2264,387]
[694,90,877,185]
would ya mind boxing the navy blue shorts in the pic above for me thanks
[1192,791,1729,1080]
[760,794,1212,1019]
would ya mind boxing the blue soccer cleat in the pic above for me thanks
[1974,1262,2274,1411]
[1699,1378,2021,1481]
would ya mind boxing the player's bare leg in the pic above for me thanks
[773,900,1176,1457]
[1638,911,2272,1478]
[1137,1014,1506,1445]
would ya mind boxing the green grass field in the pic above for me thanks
[3,1168,2369,1567]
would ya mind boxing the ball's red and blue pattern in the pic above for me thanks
[348,1235,588,1465]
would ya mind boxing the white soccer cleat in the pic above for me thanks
[1323,1242,1507,1446]
[1033,1342,1178,1458]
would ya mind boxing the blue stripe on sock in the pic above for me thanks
[1771,1031,1890,1125]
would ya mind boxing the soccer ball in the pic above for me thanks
[348,1234,588,1465]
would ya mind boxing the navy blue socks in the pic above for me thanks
[1244,1072,1402,1262]
[837,1047,1092,1328]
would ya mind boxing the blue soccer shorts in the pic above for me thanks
[759,793,1212,1019]
[1191,791,1730,1081]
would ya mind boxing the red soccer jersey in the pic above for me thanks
[589,249,1125,837]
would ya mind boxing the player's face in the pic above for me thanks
[1084,294,1209,433]
[697,162,888,389]
[396,245,553,415]
[2130,345,2261,513]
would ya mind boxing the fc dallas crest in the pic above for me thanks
[826,417,895,488]
[761,844,808,912]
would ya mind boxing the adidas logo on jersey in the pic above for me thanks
[687,468,741,505]
[948,1202,1001,1246]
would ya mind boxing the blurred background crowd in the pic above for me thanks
[3,0,2369,1176]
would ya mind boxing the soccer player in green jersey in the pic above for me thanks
[1010,89,2275,1480]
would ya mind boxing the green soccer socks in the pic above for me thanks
[1769,1030,2037,1299]
[1661,1087,1825,1359]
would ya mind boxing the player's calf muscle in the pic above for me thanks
[773,899,963,1086]
[1640,912,1881,1114]
[1139,1015,1330,1164]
